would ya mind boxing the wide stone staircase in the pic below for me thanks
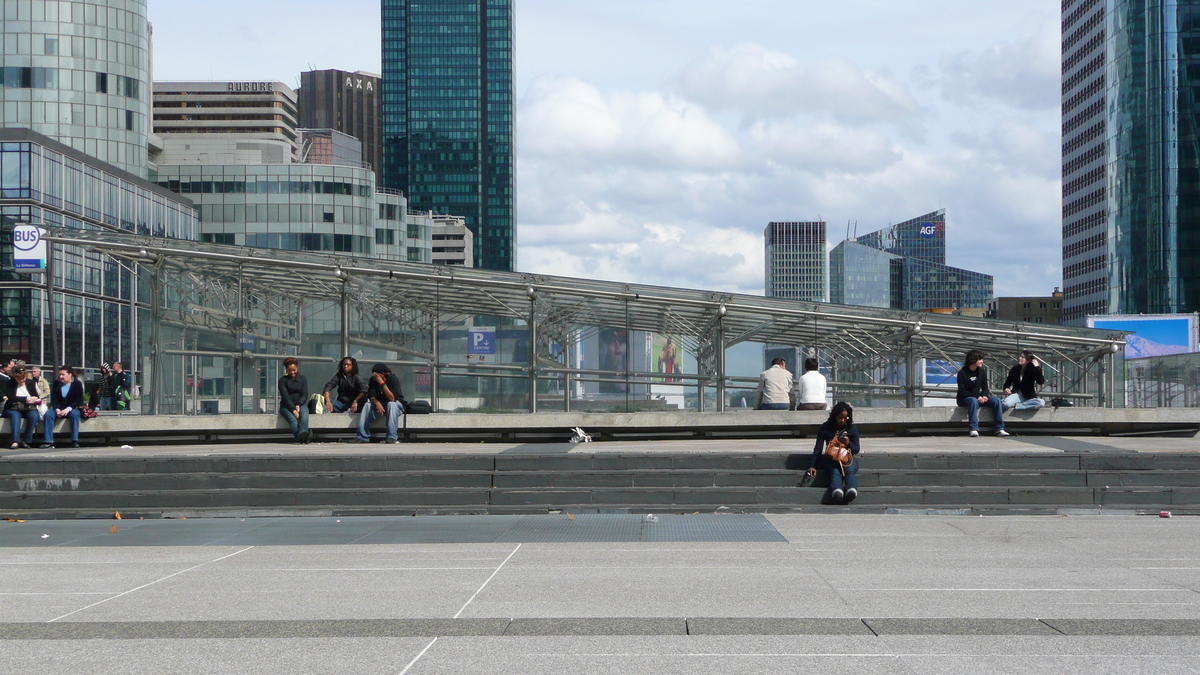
[2,449,1199,518]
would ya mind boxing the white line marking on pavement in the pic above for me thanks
[238,567,495,572]
[453,543,521,619]
[843,588,1179,592]
[398,637,437,675]
[46,546,254,623]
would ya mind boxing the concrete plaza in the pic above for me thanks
[0,511,1197,673]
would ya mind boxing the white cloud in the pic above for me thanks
[676,44,920,125]
[938,22,1061,110]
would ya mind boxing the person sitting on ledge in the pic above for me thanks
[796,357,827,411]
[4,365,43,449]
[804,401,860,504]
[1003,351,1046,411]
[277,357,311,444]
[956,349,1008,438]
[44,365,84,449]
[754,357,795,411]
[323,356,367,414]
[356,363,405,444]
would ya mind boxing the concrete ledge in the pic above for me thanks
[3,407,1198,443]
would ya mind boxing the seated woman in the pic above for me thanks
[4,366,44,449]
[277,357,311,444]
[804,401,861,504]
[1003,351,1046,410]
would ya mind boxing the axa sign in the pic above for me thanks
[12,224,47,272]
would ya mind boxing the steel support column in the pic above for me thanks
[904,336,917,408]
[431,282,440,412]
[716,312,726,412]
[340,279,350,359]
[528,296,538,413]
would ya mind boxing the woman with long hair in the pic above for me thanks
[1002,351,1046,410]
[3,366,43,449]
[323,356,367,414]
[804,401,861,504]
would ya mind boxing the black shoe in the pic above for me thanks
[17,442,29,449]
[68,441,79,448]
[845,488,858,504]
[353,438,371,444]
[298,430,311,444]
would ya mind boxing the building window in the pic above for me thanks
[1023,302,1031,309]
[96,72,108,94]
[125,110,134,131]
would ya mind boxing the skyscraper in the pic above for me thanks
[764,221,827,301]
[298,69,382,181]
[829,210,993,311]
[381,0,516,270]
[1062,0,1200,323]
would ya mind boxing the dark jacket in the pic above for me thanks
[956,365,993,406]
[1002,364,1044,400]
[367,372,405,408]
[97,372,114,398]
[110,371,130,392]
[50,379,85,411]
[323,371,367,405]
[277,374,309,411]
[3,377,39,413]
[809,421,860,470]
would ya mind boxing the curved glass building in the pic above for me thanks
[0,0,151,177]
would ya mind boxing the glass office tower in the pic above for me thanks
[381,0,515,271]
[0,0,151,177]
[764,221,826,301]
[1062,0,1200,322]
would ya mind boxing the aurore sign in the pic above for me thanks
[12,224,47,272]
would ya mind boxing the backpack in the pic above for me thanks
[307,393,326,415]
[406,400,432,414]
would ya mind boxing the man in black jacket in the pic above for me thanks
[956,350,1008,438]
[43,366,85,448]
[355,363,405,443]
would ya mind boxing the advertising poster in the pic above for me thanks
[652,334,682,383]
[598,327,628,393]
[1087,314,1198,359]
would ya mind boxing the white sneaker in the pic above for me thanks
[969,429,979,438]
[845,488,858,503]
[996,429,1010,437]
[831,489,844,502]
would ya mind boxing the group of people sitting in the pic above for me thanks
[1,361,87,449]
[276,357,406,444]
[771,349,1049,506]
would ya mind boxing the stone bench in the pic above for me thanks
[2,407,1197,445]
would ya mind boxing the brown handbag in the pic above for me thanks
[824,436,852,466]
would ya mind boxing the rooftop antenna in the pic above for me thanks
[853,220,858,238]
[845,220,851,242]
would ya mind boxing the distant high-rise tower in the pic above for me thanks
[1062,0,1200,323]
[298,69,382,181]
[381,0,516,270]
[765,221,827,301]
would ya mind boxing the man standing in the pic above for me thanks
[96,363,115,411]
[956,350,1008,438]
[754,357,796,411]
[110,362,131,410]
[356,363,406,444]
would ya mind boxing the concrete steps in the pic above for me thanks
[2,451,1198,518]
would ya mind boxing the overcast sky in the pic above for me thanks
[150,0,1062,298]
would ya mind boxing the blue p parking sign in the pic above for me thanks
[469,327,496,355]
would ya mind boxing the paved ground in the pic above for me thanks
[0,512,1198,673]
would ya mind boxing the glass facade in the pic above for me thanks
[829,240,900,308]
[1063,0,1200,322]
[830,210,992,310]
[154,164,429,263]
[764,221,826,301]
[0,0,151,177]
[382,0,516,270]
[0,129,198,370]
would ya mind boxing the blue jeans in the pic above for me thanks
[357,400,404,441]
[819,455,859,493]
[759,402,789,411]
[329,399,359,413]
[99,396,114,411]
[43,408,81,443]
[5,409,39,445]
[962,396,1004,432]
[1003,393,1045,410]
[279,406,309,440]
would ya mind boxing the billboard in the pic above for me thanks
[1087,314,1198,359]
[651,334,682,383]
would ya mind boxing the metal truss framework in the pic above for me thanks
[48,229,1129,412]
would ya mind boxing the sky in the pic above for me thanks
[149,0,1063,299]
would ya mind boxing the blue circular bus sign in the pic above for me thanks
[12,224,47,271]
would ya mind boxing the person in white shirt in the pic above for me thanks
[755,358,795,410]
[797,357,828,410]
